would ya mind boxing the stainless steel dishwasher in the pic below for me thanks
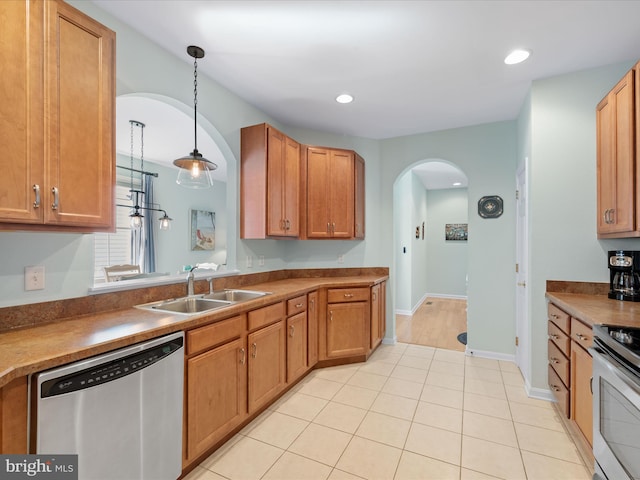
[33,331,184,480]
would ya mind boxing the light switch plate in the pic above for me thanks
[25,265,45,291]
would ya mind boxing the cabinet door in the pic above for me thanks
[267,127,286,236]
[570,341,593,446]
[0,0,44,224]
[329,150,355,238]
[283,136,300,236]
[597,70,635,235]
[306,148,332,238]
[248,320,286,413]
[370,284,381,350]
[45,0,115,228]
[379,281,386,341]
[326,302,368,358]
[186,338,247,461]
[287,312,308,383]
[354,153,365,239]
[308,291,319,366]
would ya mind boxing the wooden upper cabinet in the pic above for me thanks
[305,147,356,239]
[241,123,300,239]
[354,153,365,239]
[0,0,115,232]
[596,66,638,237]
[0,0,45,224]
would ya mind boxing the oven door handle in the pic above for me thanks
[590,346,640,397]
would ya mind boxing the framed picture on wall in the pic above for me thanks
[190,209,216,251]
[445,223,468,241]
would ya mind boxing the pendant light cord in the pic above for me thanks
[193,56,198,153]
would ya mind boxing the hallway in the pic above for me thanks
[395,297,467,352]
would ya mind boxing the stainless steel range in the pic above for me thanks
[591,324,640,480]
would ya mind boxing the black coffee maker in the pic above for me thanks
[608,250,640,301]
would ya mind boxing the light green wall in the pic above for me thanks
[382,122,517,357]
[426,188,469,297]
[393,172,413,313]
[526,61,640,389]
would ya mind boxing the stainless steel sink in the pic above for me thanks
[139,296,233,314]
[203,289,270,302]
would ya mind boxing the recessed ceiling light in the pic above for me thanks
[504,49,531,65]
[453,182,462,186]
[336,93,354,104]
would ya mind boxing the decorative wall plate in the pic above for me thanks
[478,195,503,218]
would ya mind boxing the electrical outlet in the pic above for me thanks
[246,255,253,268]
[337,255,344,264]
[258,255,265,266]
[25,265,45,291]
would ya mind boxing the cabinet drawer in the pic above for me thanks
[248,302,285,331]
[548,340,570,387]
[327,288,369,303]
[548,321,570,357]
[571,318,593,350]
[187,315,244,356]
[548,364,570,418]
[548,303,570,334]
[287,295,307,316]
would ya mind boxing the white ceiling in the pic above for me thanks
[92,0,640,187]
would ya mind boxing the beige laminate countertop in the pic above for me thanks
[0,275,387,389]
[546,291,640,328]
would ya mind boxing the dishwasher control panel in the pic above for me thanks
[40,335,184,398]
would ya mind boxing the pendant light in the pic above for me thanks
[173,45,217,189]
[117,120,173,230]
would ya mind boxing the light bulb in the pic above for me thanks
[130,214,143,229]
[191,161,200,178]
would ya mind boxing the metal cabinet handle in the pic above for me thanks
[33,184,40,208]
[550,357,560,364]
[372,292,377,300]
[550,314,559,319]
[289,325,295,337]
[295,303,303,308]
[590,376,593,395]
[575,333,587,341]
[327,223,330,234]
[240,347,246,365]
[332,222,336,234]
[251,342,257,358]
[329,311,333,322]
[343,293,354,298]
[51,187,59,210]
[550,384,561,392]
[549,334,559,340]
[286,219,291,230]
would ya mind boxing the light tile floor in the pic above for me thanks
[184,343,591,480]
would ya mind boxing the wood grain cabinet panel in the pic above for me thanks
[0,0,115,232]
[308,291,319,366]
[287,312,308,383]
[571,338,593,446]
[596,63,640,238]
[185,338,247,463]
[247,320,286,413]
[240,123,300,238]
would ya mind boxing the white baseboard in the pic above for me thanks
[395,292,467,316]
[464,348,515,363]
[426,292,468,300]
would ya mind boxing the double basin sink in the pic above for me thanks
[138,289,270,315]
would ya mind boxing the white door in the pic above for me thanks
[515,161,530,380]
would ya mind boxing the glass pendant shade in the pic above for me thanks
[130,210,143,229]
[159,212,172,230]
[173,150,215,189]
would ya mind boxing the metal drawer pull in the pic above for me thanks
[240,348,246,365]
[295,303,303,308]
[33,184,40,208]
[575,333,588,341]
[343,293,354,298]
[549,334,559,340]
[51,187,59,210]
[551,384,561,392]
[251,342,257,358]
[550,357,560,364]
[550,314,559,319]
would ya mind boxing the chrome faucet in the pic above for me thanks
[187,266,198,297]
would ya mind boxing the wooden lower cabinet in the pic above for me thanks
[571,337,593,446]
[308,291,318,366]
[370,282,386,350]
[248,320,286,413]
[287,312,308,383]
[0,376,28,454]
[326,302,368,358]
[185,337,247,462]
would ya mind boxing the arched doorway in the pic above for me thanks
[393,160,469,351]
